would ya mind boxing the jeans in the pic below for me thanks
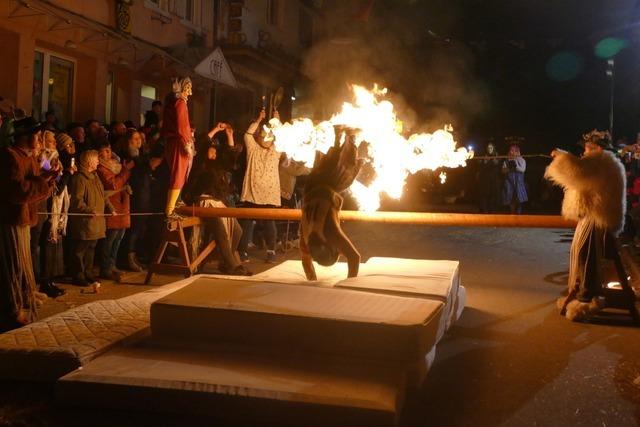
[238,203,277,252]
[127,216,148,257]
[101,228,125,273]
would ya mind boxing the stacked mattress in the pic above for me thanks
[0,257,465,426]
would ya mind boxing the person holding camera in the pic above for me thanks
[238,108,282,263]
[0,118,58,330]
[502,142,528,214]
[96,141,133,282]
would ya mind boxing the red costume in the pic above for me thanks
[162,94,192,189]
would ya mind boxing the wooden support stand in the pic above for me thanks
[144,217,216,285]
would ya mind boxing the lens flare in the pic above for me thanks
[269,84,472,211]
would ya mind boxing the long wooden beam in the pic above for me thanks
[176,207,576,228]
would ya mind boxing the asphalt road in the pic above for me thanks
[1,224,638,426]
[341,223,640,427]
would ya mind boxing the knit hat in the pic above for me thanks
[56,132,73,151]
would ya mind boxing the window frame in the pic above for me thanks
[33,48,77,124]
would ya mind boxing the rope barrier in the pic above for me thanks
[469,154,552,160]
[37,212,165,217]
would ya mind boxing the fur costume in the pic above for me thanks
[545,149,626,321]
[544,150,625,236]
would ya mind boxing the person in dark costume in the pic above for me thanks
[300,127,363,281]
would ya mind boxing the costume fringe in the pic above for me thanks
[0,224,37,322]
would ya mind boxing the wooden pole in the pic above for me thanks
[176,207,576,229]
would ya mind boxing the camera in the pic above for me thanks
[507,160,517,170]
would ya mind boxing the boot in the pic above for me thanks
[128,252,143,272]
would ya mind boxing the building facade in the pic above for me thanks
[0,0,323,134]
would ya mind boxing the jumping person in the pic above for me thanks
[300,127,363,281]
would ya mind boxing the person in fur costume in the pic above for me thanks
[545,130,626,322]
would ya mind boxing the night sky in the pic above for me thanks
[315,0,640,154]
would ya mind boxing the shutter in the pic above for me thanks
[202,0,214,32]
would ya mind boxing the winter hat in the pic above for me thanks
[56,132,73,151]
[13,117,42,138]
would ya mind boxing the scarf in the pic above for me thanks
[99,155,122,175]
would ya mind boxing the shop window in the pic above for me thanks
[32,50,74,128]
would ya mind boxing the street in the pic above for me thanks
[1,224,639,426]
[341,223,640,427]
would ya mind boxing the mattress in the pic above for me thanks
[151,278,444,364]
[0,299,150,381]
[57,344,405,427]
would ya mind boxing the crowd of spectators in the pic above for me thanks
[0,98,309,332]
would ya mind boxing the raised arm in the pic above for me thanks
[545,150,588,189]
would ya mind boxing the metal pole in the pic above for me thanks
[608,59,615,138]
[175,207,576,229]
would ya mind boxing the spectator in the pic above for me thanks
[0,117,56,330]
[96,141,133,282]
[44,111,59,132]
[143,100,163,129]
[502,142,528,214]
[32,130,61,298]
[67,150,114,287]
[109,121,127,152]
[186,123,249,275]
[278,154,310,246]
[40,134,69,298]
[122,129,151,271]
[477,142,502,213]
[238,108,281,263]
[84,119,102,148]
[68,123,87,153]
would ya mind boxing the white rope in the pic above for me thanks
[37,212,165,217]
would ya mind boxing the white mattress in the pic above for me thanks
[252,258,465,340]
[150,277,445,364]
[57,344,405,427]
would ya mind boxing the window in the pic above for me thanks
[32,50,75,128]
[140,85,157,126]
[267,0,280,26]
[105,71,114,124]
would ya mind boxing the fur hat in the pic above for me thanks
[582,129,612,149]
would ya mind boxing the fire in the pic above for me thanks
[269,84,472,211]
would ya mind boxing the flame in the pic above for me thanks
[270,84,472,211]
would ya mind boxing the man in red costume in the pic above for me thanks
[162,76,195,217]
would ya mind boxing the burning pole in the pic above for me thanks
[176,207,576,229]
